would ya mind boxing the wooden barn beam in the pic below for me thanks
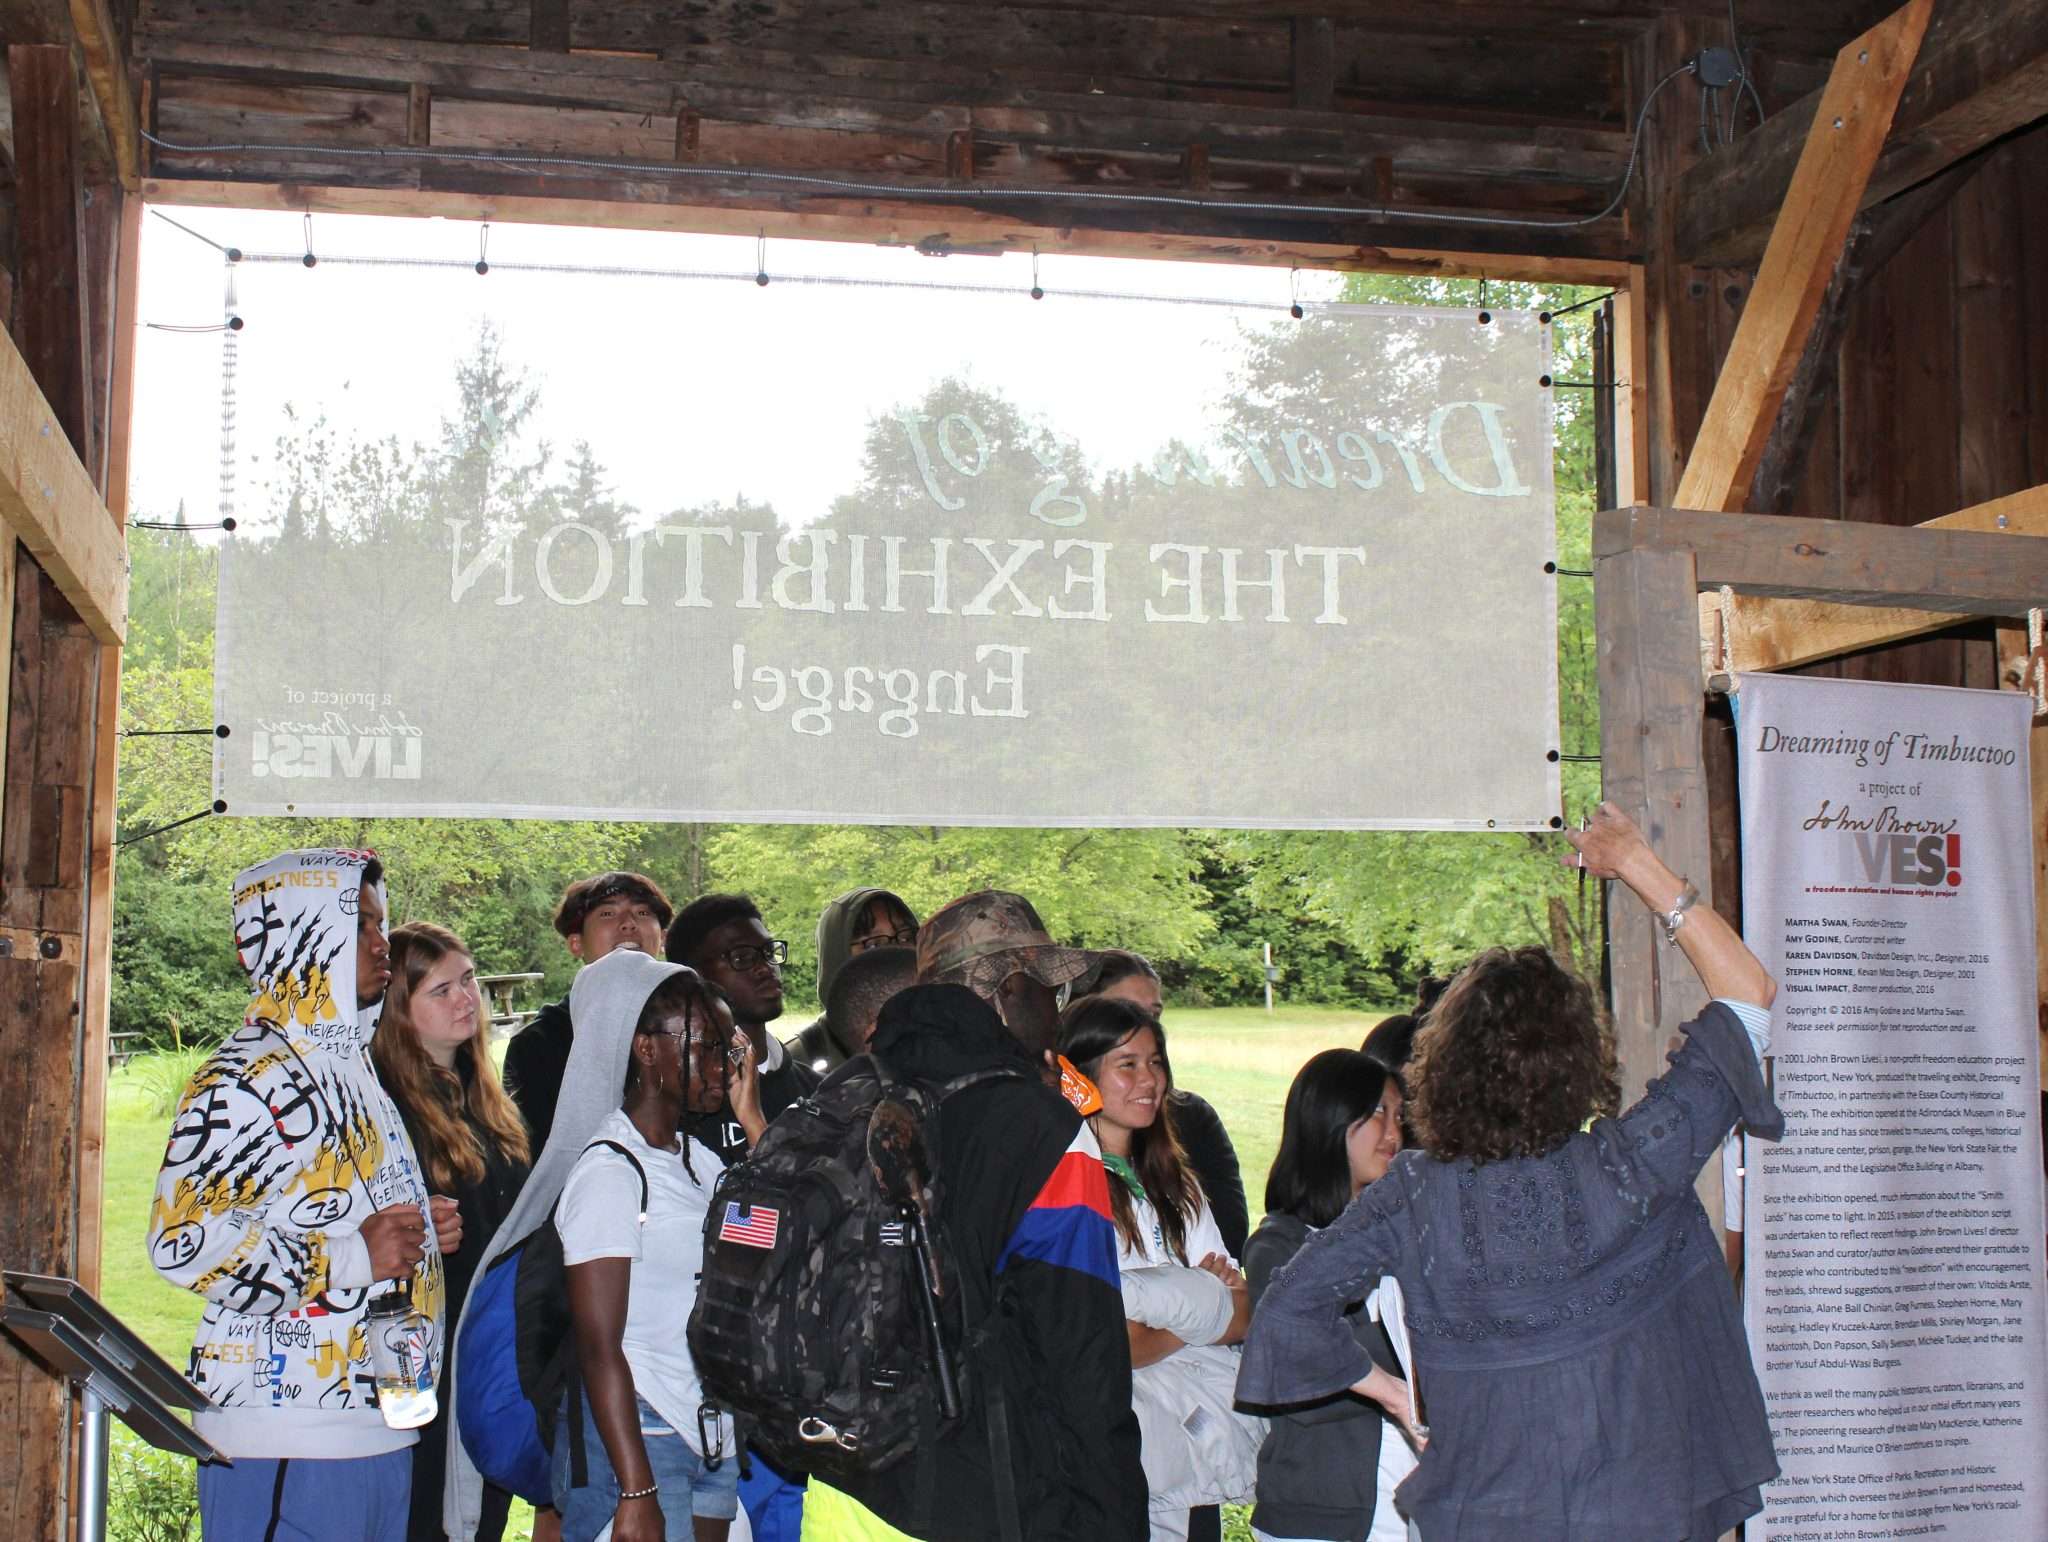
[529,0,569,54]
[1672,0,1933,514]
[0,304,126,644]
[1596,503,2048,615]
[74,191,136,1299]
[0,554,98,1541]
[1596,545,1714,1106]
[139,175,1637,285]
[137,2,1633,130]
[69,0,139,189]
[1703,486,2048,675]
[135,38,1629,192]
[9,43,96,477]
[0,44,120,1540]
[1677,0,2048,267]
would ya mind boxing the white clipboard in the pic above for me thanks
[1370,1273,1427,1439]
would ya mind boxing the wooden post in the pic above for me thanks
[77,191,140,1297]
[1595,546,1715,1105]
[0,46,125,1540]
[9,44,96,478]
[0,559,97,1541]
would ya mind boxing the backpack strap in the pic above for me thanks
[566,1363,590,1490]
[579,1138,649,1224]
[935,1064,1031,1101]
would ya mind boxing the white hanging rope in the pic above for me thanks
[2029,607,2046,717]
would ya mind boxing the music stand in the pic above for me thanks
[2,1271,222,1542]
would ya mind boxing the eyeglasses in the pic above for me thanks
[717,939,788,972]
[850,928,918,953]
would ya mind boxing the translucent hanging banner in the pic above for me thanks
[201,231,1558,828]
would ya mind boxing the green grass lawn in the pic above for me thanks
[1157,1003,1386,1215]
[100,1004,1381,1537]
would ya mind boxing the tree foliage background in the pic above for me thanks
[112,274,1606,1049]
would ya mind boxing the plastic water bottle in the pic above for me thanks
[366,1284,437,1430]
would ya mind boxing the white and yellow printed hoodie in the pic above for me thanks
[147,848,444,1460]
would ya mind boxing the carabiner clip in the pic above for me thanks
[698,1402,727,1471]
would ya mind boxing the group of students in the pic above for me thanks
[149,801,1784,1542]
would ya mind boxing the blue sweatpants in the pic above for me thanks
[198,1449,412,1541]
[739,1449,806,1542]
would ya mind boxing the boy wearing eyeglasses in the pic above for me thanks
[663,893,826,1542]
[664,892,824,1169]
[788,887,920,1075]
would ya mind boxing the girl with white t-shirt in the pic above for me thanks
[541,950,765,1542]
[1057,995,1263,1542]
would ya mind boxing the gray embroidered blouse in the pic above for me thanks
[1237,1001,1785,1541]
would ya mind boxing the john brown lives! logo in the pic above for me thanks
[1800,801,1963,889]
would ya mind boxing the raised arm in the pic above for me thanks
[1566,802,1775,1009]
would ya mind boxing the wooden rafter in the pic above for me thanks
[1672,0,1933,514]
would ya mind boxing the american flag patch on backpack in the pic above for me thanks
[718,1201,779,1248]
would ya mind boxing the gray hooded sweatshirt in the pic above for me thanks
[443,949,690,1539]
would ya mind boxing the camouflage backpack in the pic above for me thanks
[686,1053,1024,1483]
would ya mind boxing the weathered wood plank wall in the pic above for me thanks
[1788,123,2048,690]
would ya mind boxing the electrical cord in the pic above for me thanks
[140,74,1694,233]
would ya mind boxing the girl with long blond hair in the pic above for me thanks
[374,922,533,1542]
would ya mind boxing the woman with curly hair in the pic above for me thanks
[1238,803,1783,1541]
[373,923,534,1541]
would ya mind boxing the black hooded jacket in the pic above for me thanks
[831,984,1149,1540]
[789,886,912,1075]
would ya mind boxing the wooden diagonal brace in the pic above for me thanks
[1673,0,1934,515]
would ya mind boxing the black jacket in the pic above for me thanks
[501,998,573,1150]
[1242,1210,1405,1541]
[833,985,1149,1541]
[385,1065,530,1542]
[1172,1089,1248,1258]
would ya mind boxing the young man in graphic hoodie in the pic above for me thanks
[149,849,460,1540]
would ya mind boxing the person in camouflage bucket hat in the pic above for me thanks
[917,890,1100,1056]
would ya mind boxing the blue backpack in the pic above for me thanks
[457,1140,647,1505]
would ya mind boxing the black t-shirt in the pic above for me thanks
[681,1035,822,1166]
